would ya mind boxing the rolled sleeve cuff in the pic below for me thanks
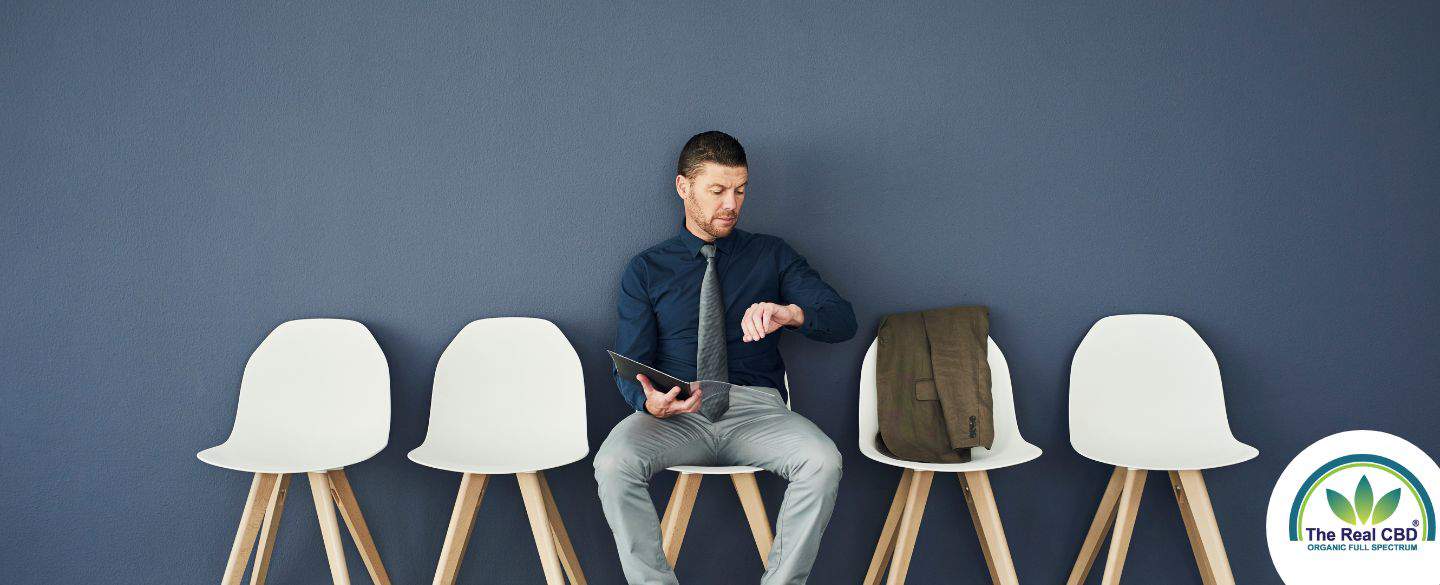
[793,304,822,337]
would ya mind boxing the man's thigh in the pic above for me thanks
[594,411,716,480]
[716,387,842,480]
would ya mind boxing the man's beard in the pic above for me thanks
[689,207,738,239]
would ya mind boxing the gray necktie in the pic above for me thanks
[696,243,732,420]
[696,243,728,382]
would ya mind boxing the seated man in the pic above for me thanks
[594,131,857,585]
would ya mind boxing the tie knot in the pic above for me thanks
[700,243,716,260]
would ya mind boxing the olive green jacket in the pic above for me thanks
[876,305,994,463]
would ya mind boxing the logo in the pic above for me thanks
[1267,430,1440,584]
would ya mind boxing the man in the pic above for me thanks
[594,131,857,585]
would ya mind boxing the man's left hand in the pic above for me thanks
[741,302,804,342]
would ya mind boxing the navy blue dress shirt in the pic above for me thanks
[613,227,857,411]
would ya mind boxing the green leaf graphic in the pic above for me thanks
[1328,489,1357,525]
[1371,489,1402,525]
[1355,476,1374,524]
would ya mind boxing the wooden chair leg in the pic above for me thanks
[517,472,567,585]
[432,473,488,585]
[326,469,391,585]
[1169,471,1215,585]
[1066,466,1127,585]
[863,469,914,585]
[960,471,1019,585]
[1099,468,1147,585]
[308,472,351,585]
[250,474,291,585]
[731,472,774,568]
[886,470,935,585]
[1171,470,1235,585]
[222,473,279,585]
[537,472,587,585]
[659,472,703,568]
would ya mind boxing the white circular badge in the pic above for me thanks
[1266,430,1440,584]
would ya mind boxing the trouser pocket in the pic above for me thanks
[738,385,785,405]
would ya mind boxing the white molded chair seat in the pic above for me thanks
[197,318,394,585]
[408,317,588,474]
[1063,314,1255,585]
[1069,314,1257,471]
[859,334,1037,584]
[668,463,764,474]
[858,336,1042,472]
[197,319,391,474]
[409,317,590,585]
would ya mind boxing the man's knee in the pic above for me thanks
[594,435,648,485]
[794,438,843,485]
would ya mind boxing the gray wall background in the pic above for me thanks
[3,2,1438,583]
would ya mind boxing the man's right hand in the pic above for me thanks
[639,374,702,418]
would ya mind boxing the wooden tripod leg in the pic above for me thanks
[308,472,351,585]
[960,471,1019,585]
[432,473,488,585]
[222,473,279,585]
[326,469,391,585]
[731,472,774,569]
[1169,471,1214,585]
[863,469,914,585]
[1066,466,1127,585]
[1099,468,1147,585]
[886,470,934,585]
[1171,470,1235,585]
[537,472,587,585]
[518,472,567,585]
[250,474,291,585]
[308,469,352,585]
[659,472,703,568]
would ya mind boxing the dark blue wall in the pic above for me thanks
[3,2,1437,583]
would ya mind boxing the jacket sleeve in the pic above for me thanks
[777,239,857,343]
[614,256,656,411]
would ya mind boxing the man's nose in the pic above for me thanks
[720,193,737,210]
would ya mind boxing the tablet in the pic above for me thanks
[608,350,693,399]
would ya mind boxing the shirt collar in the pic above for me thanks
[677,224,745,258]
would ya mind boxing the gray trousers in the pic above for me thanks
[593,385,843,585]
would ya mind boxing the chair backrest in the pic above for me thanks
[226,319,390,458]
[1069,314,1241,458]
[421,317,587,465]
[859,336,1026,454]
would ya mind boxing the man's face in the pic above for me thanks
[677,162,747,240]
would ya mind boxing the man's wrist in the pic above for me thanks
[785,304,805,328]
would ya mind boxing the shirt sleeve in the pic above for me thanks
[777,239,858,343]
[614,256,657,411]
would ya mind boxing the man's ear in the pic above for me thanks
[675,174,689,200]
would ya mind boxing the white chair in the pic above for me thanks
[409,317,588,585]
[1065,314,1257,585]
[197,318,393,585]
[858,336,1042,585]
[657,374,790,570]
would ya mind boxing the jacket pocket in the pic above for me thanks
[914,379,938,401]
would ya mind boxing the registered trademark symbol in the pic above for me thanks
[1413,519,1421,527]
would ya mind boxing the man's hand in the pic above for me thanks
[639,374,702,418]
[741,302,805,342]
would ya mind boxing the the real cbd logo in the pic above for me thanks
[1308,475,1419,543]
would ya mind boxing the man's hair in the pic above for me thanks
[676,131,747,179]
